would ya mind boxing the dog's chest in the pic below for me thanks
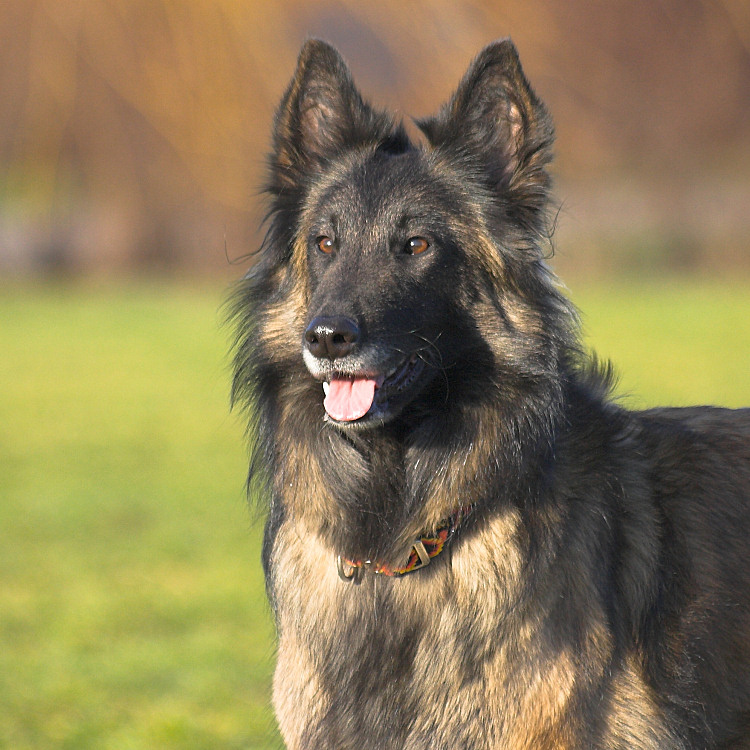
[269,518,580,750]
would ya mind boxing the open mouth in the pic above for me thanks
[322,355,426,425]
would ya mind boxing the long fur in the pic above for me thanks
[230,38,750,749]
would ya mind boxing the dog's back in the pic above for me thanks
[637,407,750,737]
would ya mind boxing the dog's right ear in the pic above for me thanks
[269,40,406,192]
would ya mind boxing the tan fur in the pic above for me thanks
[270,506,677,750]
[602,655,679,749]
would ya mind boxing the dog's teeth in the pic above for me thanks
[323,382,330,396]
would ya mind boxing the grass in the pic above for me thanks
[571,278,750,409]
[0,282,278,749]
[0,277,748,749]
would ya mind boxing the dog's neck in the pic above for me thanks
[323,425,410,564]
[281,392,563,567]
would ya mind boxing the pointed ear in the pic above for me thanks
[418,40,554,223]
[270,40,408,191]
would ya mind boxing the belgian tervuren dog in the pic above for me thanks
[230,39,750,749]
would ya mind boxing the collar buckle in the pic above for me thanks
[410,540,431,571]
[337,555,364,584]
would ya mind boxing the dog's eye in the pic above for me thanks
[316,236,335,254]
[405,237,429,255]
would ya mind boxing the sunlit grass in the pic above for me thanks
[570,278,750,409]
[0,278,748,749]
[0,282,279,750]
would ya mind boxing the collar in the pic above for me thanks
[336,504,474,584]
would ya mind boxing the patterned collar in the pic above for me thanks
[336,504,474,583]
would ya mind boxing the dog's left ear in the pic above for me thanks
[270,40,407,193]
[418,40,554,224]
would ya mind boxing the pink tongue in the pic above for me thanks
[324,377,377,422]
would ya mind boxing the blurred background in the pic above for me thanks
[2,0,749,278]
[1,2,748,749]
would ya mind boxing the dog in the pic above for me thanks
[230,38,750,749]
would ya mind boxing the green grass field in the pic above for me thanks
[1,278,748,749]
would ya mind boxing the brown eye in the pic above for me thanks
[405,237,429,255]
[317,236,335,254]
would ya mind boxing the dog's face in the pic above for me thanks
[300,149,470,427]
[267,40,558,430]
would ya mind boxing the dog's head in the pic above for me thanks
[253,39,568,431]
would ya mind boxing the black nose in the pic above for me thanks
[304,316,360,360]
